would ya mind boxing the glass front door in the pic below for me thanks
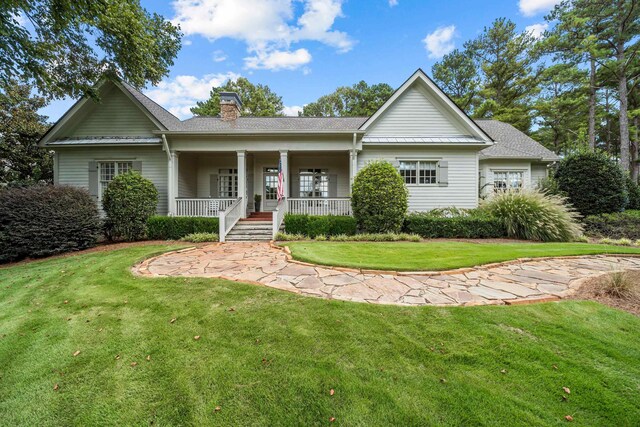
[263,167,279,211]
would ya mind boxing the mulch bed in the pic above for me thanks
[569,270,640,317]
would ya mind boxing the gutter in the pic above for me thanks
[152,130,367,136]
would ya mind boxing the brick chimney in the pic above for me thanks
[220,92,242,121]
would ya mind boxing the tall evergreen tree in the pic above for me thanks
[191,77,284,117]
[301,81,394,117]
[431,49,480,114]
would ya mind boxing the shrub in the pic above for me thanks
[103,172,158,241]
[147,216,220,240]
[479,190,583,242]
[0,185,101,262]
[284,214,356,238]
[404,212,505,239]
[275,232,306,241]
[626,175,640,210]
[328,233,421,242]
[583,211,640,240]
[351,160,408,233]
[180,232,219,243]
[554,149,627,216]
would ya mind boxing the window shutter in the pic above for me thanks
[209,174,219,198]
[328,174,338,198]
[88,161,99,199]
[290,173,300,198]
[132,161,142,172]
[438,161,449,187]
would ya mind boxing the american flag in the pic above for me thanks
[277,158,285,201]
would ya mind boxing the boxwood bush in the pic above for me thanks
[351,160,408,233]
[284,214,356,238]
[0,185,101,263]
[146,216,220,240]
[103,172,158,241]
[626,175,640,210]
[583,210,640,240]
[404,213,505,238]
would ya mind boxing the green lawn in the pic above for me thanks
[1,245,640,426]
[283,241,640,271]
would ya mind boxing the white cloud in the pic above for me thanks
[212,50,227,62]
[283,105,304,116]
[423,25,456,59]
[144,72,241,118]
[171,0,354,71]
[525,22,548,39]
[519,0,561,16]
[388,0,398,6]
[245,48,312,70]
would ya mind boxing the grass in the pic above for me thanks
[283,241,640,271]
[1,245,639,425]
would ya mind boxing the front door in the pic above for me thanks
[263,167,279,211]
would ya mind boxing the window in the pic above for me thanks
[99,161,133,198]
[493,171,524,192]
[218,168,238,198]
[299,168,329,198]
[399,161,438,185]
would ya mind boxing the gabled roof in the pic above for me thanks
[359,69,493,143]
[118,81,181,130]
[476,120,559,162]
[171,116,367,133]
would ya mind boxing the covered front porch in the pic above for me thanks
[168,150,355,218]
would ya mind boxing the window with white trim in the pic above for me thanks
[99,161,133,199]
[218,168,238,198]
[493,171,524,192]
[299,168,329,198]
[399,161,438,185]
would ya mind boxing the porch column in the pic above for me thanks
[168,151,179,215]
[349,149,358,192]
[279,150,289,198]
[237,150,247,217]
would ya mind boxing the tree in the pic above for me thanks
[301,81,394,117]
[465,18,540,132]
[1,1,181,99]
[432,48,480,114]
[532,64,589,154]
[191,77,284,117]
[0,81,52,185]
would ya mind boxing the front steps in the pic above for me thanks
[225,217,273,242]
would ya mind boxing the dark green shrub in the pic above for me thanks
[351,160,408,233]
[404,213,505,238]
[0,185,101,262]
[583,211,640,240]
[626,175,640,210]
[102,172,158,241]
[146,216,220,240]
[479,190,583,242]
[284,214,356,238]
[554,150,627,216]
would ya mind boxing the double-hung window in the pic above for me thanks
[299,168,329,198]
[218,168,238,198]
[493,171,524,192]
[99,161,133,199]
[399,161,438,185]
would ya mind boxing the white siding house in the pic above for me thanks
[39,69,558,239]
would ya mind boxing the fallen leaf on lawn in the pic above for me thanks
[500,369,507,374]
[124,300,128,304]
[72,350,81,357]
[565,415,573,422]
[214,406,221,412]
[146,355,151,361]
[562,395,568,401]
[329,417,336,422]
[553,364,558,370]
[563,387,571,394]
[98,328,103,332]
[170,318,176,324]
[440,378,447,383]
[194,335,201,340]
[53,384,59,391]
[131,362,138,367]
[115,355,120,360]
[228,307,235,312]
[64,300,68,304]
[330,389,335,396]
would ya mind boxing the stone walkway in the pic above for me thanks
[133,243,640,307]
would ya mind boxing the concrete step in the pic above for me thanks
[226,235,272,241]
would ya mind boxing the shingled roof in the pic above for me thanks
[175,116,368,132]
[476,120,559,162]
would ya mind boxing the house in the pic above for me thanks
[39,69,558,240]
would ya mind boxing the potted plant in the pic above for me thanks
[254,194,262,212]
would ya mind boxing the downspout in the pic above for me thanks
[162,134,174,215]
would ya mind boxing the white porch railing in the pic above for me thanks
[272,197,287,239]
[219,197,243,242]
[288,198,352,216]
[175,198,235,217]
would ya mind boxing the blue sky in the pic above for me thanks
[40,0,560,121]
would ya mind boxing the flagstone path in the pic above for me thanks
[133,243,640,307]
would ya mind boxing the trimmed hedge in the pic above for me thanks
[284,214,357,238]
[404,213,505,239]
[0,185,101,263]
[146,216,220,240]
[583,211,640,240]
